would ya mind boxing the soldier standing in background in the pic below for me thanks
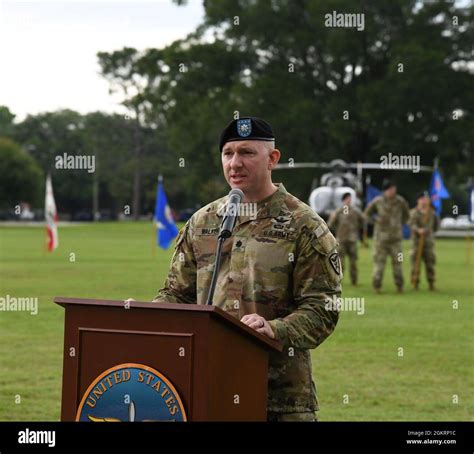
[409,191,440,291]
[364,180,410,293]
[328,192,366,285]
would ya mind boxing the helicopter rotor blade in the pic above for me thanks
[275,162,433,172]
[275,163,332,169]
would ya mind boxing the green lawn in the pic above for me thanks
[0,222,473,421]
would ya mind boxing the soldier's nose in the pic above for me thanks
[230,156,243,168]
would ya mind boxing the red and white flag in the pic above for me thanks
[45,174,58,251]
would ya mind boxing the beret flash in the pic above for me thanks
[219,117,275,152]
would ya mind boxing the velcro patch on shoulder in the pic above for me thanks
[310,230,338,256]
[313,224,327,238]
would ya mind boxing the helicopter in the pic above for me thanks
[275,158,434,218]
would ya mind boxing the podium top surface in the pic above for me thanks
[54,296,283,352]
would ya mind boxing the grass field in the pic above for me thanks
[0,222,473,421]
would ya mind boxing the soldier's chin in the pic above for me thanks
[229,177,248,190]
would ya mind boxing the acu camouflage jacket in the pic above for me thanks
[154,183,341,413]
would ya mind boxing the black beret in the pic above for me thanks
[382,179,396,191]
[219,117,275,152]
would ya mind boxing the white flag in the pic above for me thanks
[45,174,58,251]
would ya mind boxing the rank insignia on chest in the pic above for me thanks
[232,237,247,252]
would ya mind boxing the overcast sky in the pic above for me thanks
[0,0,204,121]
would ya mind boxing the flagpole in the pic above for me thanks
[152,176,156,258]
[363,176,369,247]
[466,179,473,265]
[151,173,163,258]
[466,236,471,265]
[152,175,163,258]
[44,173,48,254]
[152,222,156,258]
[412,207,431,289]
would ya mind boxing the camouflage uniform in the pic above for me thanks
[267,411,317,422]
[408,207,439,287]
[154,183,341,417]
[327,205,365,285]
[364,195,410,290]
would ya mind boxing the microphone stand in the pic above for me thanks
[206,188,243,306]
[205,233,228,306]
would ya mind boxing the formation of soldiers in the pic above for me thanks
[328,180,439,292]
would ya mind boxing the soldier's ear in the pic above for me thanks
[268,148,280,169]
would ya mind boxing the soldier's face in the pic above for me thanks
[221,141,280,193]
[418,196,429,209]
[384,186,397,198]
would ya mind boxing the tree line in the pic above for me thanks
[1,0,472,219]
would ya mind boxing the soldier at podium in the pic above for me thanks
[153,117,342,421]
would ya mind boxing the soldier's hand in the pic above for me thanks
[418,228,426,235]
[241,313,275,339]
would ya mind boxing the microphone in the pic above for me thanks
[219,188,244,239]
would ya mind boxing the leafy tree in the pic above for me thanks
[0,138,42,209]
[98,0,473,210]
[13,110,93,216]
[12,108,171,218]
[0,106,16,138]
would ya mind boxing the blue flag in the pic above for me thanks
[365,184,381,205]
[154,180,178,249]
[429,170,450,215]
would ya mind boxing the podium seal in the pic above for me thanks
[75,363,187,421]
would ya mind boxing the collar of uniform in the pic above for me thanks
[215,183,288,222]
[255,183,288,219]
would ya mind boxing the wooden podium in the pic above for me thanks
[55,297,282,422]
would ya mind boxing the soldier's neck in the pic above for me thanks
[243,183,279,203]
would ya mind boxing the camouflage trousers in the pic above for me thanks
[410,241,436,285]
[372,240,404,289]
[339,240,358,284]
[267,412,317,422]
